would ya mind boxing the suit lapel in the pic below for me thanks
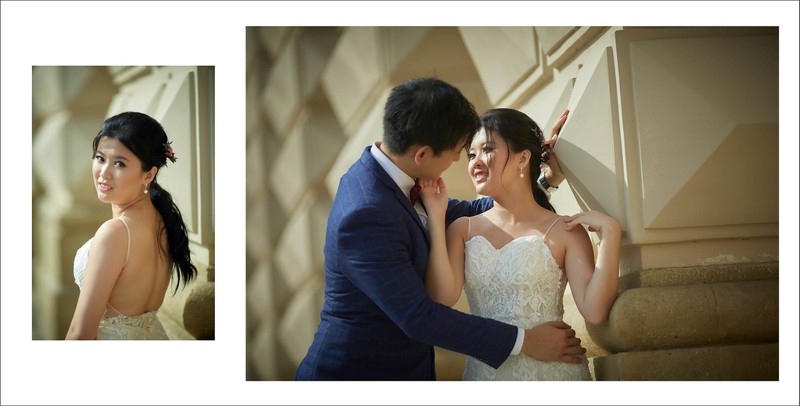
[359,147,430,244]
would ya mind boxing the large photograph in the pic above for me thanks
[245,26,779,381]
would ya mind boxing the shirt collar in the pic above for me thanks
[370,142,416,201]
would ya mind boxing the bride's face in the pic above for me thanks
[92,137,149,205]
[467,128,511,197]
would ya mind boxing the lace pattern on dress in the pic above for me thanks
[97,311,168,340]
[462,234,591,380]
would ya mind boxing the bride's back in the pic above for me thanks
[108,205,171,316]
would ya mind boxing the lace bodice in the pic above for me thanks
[72,218,168,340]
[462,231,591,380]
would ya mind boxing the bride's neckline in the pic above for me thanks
[466,234,544,252]
[466,234,562,269]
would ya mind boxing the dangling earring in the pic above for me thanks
[144,184,149,194]
[519,168,524,178]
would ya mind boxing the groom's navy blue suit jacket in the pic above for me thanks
[295,146,518,380]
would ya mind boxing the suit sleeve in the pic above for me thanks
[336,203,516,369]
[444,197,493,228]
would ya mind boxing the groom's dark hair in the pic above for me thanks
[382,77,480,156]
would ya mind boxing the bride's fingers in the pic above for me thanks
[436,180,447,196]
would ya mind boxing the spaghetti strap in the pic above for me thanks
[117,217,131,267]
[106,302,124,316]
[542,217,562,240]
[467,216,473,241]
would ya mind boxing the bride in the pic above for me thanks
[419,108,621,380]
[66,111,197,340]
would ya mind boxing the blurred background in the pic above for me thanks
[245,27,779,380]
[32,66,216,340]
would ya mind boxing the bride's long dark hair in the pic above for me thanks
[92,111,197,292]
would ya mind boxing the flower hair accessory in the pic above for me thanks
[540,141,554,164]
[164,141,177,163]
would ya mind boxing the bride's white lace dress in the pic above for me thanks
[72,218,168,340]
[462,224,591,380]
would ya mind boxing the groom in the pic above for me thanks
[295,77,584,380]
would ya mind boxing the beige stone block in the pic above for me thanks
[277,277,324,366]
[540,27,607,70]
[107,66,152,86]
[246,66,266,134]
[381,27,431,73]
[246,132,269,199]
[247,260,276,329]
[160,275,214,340]
[588,279,778,353]
[33,112,106,206]
[269,124,305,211]
[262,41,301,136]
[32,66,102,117]
[594,343,778,380]
[620,237,779,275]
[295,27,342,102]
[269,108,344,213]
[619,261,778,290]
[154,69,200,236]
[248,322,282,380]
[273,194,330,295]
[324,88,388,197]
[537,27,579,55]
[557,46,625,232]
[183,281,214,339]
[274,196,314,293]
[256,27,293,60]
[245,197,271,262]
[459,27,537,105]
[615,27,778,244]
[321,27,383,132]
[107,69,166,116]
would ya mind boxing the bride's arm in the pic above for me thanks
[65,220,127,339]
[419,178,467,307]
[562,210,621,326]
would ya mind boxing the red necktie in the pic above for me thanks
[410,178,421,206]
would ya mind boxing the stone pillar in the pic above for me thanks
[555,27,779,380]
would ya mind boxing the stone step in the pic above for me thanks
[593,343,778,380]
[588,279,778,352]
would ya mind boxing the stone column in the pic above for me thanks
[556,27,779,380]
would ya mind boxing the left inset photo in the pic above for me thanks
[32,66,215,340]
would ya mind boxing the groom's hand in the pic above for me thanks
[521,321,586,364]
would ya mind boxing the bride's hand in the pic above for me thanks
[563,210,621,240]
[542,109,568,187]
[418,177,448,219]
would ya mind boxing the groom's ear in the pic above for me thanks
[413,145,433,165]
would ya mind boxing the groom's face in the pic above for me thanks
[420,138,465,179]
